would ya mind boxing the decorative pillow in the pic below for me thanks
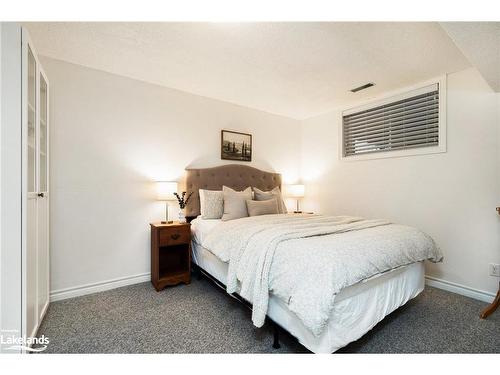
[221,186,252,221]
[252,186,287,214]
[199,189,224,219]
[246,198,279,217]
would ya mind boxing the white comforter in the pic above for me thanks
[200,214,442,336]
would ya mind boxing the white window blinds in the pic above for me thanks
[342,83,440,157]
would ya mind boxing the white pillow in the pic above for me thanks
[221,186,252,221]
[199,189,224,219]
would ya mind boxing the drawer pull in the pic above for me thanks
[171,233,181,240]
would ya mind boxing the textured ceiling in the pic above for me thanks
[24,22,471,119]
[440,22,500,92]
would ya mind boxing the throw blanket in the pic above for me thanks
[201,214,442,336]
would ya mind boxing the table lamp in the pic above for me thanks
[285,184,305,213]
[156,181,178,224]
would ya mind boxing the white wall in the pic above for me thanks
[42,57,301,295]
[301,68,500,297]
[0,23,23,352]
[43,55,499,301]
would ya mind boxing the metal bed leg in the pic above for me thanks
[272,323,281,349]
[193,263,202,281]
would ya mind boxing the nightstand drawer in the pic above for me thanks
[159,227,190,246]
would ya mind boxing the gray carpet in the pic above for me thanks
[36,278,500,353]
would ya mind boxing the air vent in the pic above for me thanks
[350,83,375,93]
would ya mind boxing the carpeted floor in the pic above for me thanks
[36,278,500,353]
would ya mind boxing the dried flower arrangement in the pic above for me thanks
[173,191,193,209]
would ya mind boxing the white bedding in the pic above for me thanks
[190,217,222,244]
[191,240,425,353]
[199,214,442,336]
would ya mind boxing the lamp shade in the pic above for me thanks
[156,181,177,201]
[284,184,305,198]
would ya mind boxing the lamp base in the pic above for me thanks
[161,202,174,225]
[295,199,302,214]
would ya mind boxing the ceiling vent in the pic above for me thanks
[350,83,375,93]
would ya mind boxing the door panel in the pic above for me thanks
[37,197,49,319]
[27,47,36,194]
[39,74,48,193]
[25,39,40,341]
[26,198,37,338]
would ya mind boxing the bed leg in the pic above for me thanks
[272,324,281,349]
[194,264,202,280]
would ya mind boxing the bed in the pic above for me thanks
[182,164,441,353]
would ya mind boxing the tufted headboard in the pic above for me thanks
[182,164,282,220]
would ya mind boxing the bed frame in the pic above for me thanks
[182,164,287,350]
[192,263,286,350]
[181,165,427,353]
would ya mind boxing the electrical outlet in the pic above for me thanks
[490,263,500,277]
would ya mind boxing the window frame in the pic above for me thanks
[339,76,447,161]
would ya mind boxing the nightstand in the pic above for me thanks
[150,222,191,291]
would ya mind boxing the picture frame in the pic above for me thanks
[221,130,252,162]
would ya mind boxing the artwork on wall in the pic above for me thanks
[221,130,252,162]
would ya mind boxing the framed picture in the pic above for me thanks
[221,130,252,162]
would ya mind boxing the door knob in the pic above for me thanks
[37,192,44,198]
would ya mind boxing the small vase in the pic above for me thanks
[178,209,186,223]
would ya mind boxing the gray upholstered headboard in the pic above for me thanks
[182,164,282,219]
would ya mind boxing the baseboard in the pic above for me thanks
[50,273,151,302]
[50,272,495,304]
[425,275,495,303]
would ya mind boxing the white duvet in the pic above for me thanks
[200,214,442,336]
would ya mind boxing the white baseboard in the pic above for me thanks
[425,275,495,303]
[50,273,151,302]
[50,272,495,305]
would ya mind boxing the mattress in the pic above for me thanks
[190,217,425,353]
[190,217,221,244]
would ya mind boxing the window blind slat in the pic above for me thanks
[347,139,439,153]
[342,86,440,157]
[352,141,439,155]
[344,101,438,129]
[344,112,438,136]
[344,126,439,145]
[344,132,439,152]
[344,95,438,126]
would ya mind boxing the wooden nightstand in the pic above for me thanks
[150,222,191,291]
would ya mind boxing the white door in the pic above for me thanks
[25,42,38,339]
[23,29,49,340]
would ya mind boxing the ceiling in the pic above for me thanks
[24,22,474,120]
[440,22,500,92]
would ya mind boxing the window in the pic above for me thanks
[341,78,446,160]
